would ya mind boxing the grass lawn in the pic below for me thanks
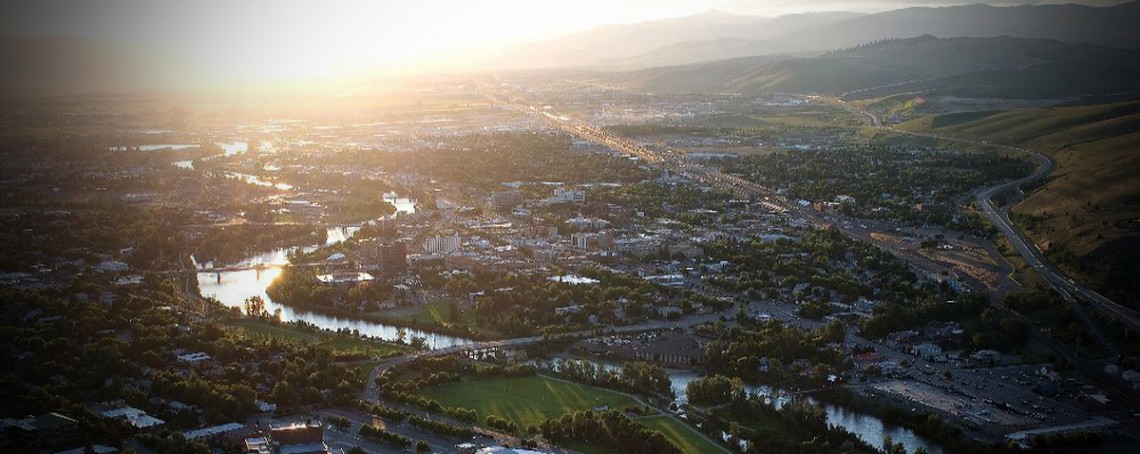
[418,376,641,429]
[639,415,729,454]
[371,299,500,338]
[227,320,406,358]
[375,299,468,325]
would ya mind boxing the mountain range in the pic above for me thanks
[497,1,1140,70]
[3,1,1140,93]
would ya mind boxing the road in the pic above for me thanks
[834,98,1140,340]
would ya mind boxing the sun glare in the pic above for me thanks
[162,0,711,85]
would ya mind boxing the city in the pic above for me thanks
[2,1,1140,454]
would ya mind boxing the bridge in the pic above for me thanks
[182,222,364,229]
[363,311,731,402]
[194,262,333,273]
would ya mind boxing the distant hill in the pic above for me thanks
[619,36,1140,101]
[492,11,861,70]
[498,1,1140,70]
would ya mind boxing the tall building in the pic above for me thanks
[380,242,407,275]
[489,190,522,212]
[374,217,398,240]
[571,233,598,250]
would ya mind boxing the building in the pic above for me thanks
[524,225,559,239]
[315,272,375,285]
[597,231,615,249]
[0,413,78,449]
[373,217,398,239]
[101,406,164,429]
[424,235,461,254]
[548,187,585,204]
[489,190,522,212]
[270,421,330,454]
[475,447,547,454]
[379,242,407,275]
[244,436,271,454]
[183,422,246,441]
[571,233,597,250]
[912,343,942,359]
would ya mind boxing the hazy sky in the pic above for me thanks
[0,0,1128,83]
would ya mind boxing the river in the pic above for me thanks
[194,200,474,350]
[194,183,937,452]
[535,357,944,454]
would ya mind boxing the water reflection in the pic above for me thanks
[535,357,942,454]
[325,226,360,245]
[224,172,294,190]
[195,226,473,350]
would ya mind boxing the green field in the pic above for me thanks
[419,376,641,429]
[370,299,500,338]
[226,320,406,358]
[374,299,471,325]
[639,415,729,454]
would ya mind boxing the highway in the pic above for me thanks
[825,95,1140,340]
[895,126,1140,338]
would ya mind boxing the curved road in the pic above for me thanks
[876,121,1140,340]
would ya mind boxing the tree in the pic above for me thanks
[415,440,430,454]
[244,296,266,317]
[448,300,461,321]
[883,435,906,454]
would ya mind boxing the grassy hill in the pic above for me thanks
[895,102,1140,307]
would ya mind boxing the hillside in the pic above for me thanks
[895,102,1140,305]
[620,36,1140,101]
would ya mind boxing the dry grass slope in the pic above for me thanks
[898,101,1140,306]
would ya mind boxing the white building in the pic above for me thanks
[548,188,586,204]
[571,233,597,250]
[424,235,461,254]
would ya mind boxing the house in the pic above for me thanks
[244,436,271,454]
[184,422,245,441]
[912,343,942,359]
[1,413,78,449]
[970,349,1001,363]
[555,305,584,316]
[100,406,164,429]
